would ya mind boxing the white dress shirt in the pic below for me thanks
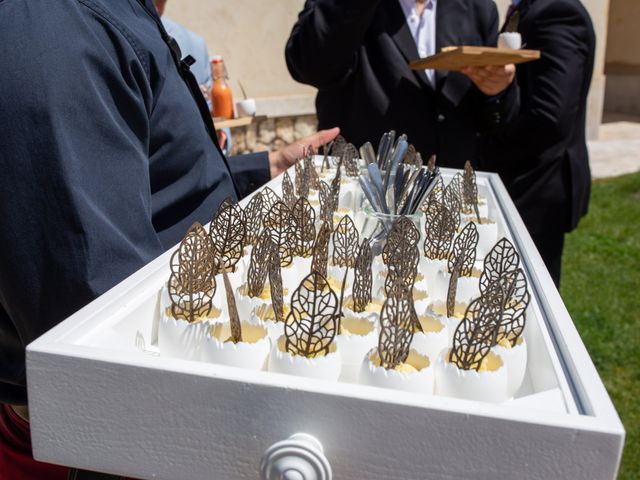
[398,0,437,85]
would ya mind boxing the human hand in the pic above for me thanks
[461,64,516,96]
[268,127,340,178]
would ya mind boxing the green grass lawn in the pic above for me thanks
[561,172,640,479]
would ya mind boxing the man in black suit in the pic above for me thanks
[285,0,517,169]
[477,0,596,286]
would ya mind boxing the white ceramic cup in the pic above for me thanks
[236,98,256,117]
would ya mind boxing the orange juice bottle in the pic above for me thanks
[210,56,234,120]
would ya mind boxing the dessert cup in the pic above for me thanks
[430,265,481,304]
[427,300,469,346]
[492,336,527,398]
[410,313,449,362]
[158,284,222,361]
[201,321,270,370]
[336,314,378,382]
[268,335,342,381]
[250,303,291,340]
[435,349,508,403]
[359,348,434,394]
[462,218,499,260]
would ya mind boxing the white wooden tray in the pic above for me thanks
[26,165,624,479]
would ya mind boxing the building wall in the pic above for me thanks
[603,0,640,115]
[167,0,609,141]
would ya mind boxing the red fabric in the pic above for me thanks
[0,404,70,480]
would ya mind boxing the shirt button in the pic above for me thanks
[437,114,445,123]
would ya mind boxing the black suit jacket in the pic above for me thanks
[481,0,595,236]
[285,0,518,168]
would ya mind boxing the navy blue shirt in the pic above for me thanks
[0,0,270,403]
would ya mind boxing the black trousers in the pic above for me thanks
[530,227,565,288]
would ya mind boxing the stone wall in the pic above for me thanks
[229,115,318,155]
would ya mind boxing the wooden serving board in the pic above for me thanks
[410,46,540,71]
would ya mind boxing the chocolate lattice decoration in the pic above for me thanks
[449,296,501,371]
[332,215,360,268]
[330,135,347,166]
[168,223,217,323]
[342,143,360,177]
[423,200,459,260]
[209,198,246,272]
[318,181,332,225]
[479,238,521,294]
[304,147,321,190]
[321,140,333,172]
[282,171,297,207]
[385,240,420,299]
[243,192,263,246]
[295,160,304,196]
[382,216,420,265]
[260,186,281,218]
[377,283,417,369]
[292,197,316,257]
[269,248,285,324]
[462,161,481,222]
[264,201,295,267]
[223,271,242,343]
[488,268,530,346]
[448,222,479,277]
[311,222,332,279]
[329,166,342,212]
[402,144,417,166]
[353,239,373,313]
[443,173,463,219]
[247,231,276,297]
[284,272,338,358]
[446,222,479,317]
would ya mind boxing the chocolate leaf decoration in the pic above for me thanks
[353,239,373,313]
[264,201,295,267]
[223,271,242,343]
[244,192,263,246]
[282,171,297,207]
[385,241,420,298]
[402,144,417,166]
[462,161,481,222]
[292,197,316,257]
[449,296,501,371]
[329,166,341,212]
[260,186,281,218]
[321,140,333,172]
[247,231,276,297]
[168,223,217,323]
[318,180,332,225]
[448,222,479,277]
[285,272,338,358]
[427,155,437,172]
[269,248,285,324]
[330,135,347,166]
[443,172,463,218]
[304,148,321,190]
[490,269,530,346]
[332,215,360,268]
[342,143,360,177]
[311,222,332,278]
[422,175,444,213]
[423,200,458,260]
[382,216,420,265]
[446,222,479,317]
[210,198,246,272]
[377,283,416,369]
[295,160,304,195]
[479,238,520,294]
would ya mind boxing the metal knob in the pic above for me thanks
[260,433,332,480]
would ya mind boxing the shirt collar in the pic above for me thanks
[398,0,436,17]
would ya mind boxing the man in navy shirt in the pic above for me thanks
[0,0,336,434]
